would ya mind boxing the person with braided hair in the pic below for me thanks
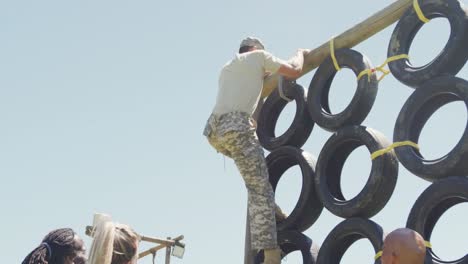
[22,228,87,264]
[88,215,140,264]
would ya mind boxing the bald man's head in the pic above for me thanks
[381,228,426,264]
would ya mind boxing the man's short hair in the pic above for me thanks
[239,46,254,54]
[239,37,265,53]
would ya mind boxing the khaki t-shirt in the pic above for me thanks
[212,50,285,116]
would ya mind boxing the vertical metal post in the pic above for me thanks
[165,237,171,264]
[244,209,254,264]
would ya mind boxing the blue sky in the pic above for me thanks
[1,0,467,263]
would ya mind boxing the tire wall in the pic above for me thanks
[253,1,468,262]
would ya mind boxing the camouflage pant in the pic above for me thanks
[204,112,277,250]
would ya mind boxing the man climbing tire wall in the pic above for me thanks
[203,36,308,264]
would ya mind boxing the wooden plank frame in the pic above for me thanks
[85,225,184,262]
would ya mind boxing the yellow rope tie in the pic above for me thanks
[375,241,431,260]
[357,54,410,82]
[371,140,419,160]
[330,38,341,71]
[413,0,430,23]
[374,251,383,260]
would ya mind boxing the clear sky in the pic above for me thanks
[1,0,467,263]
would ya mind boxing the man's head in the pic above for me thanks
[381,228,426,264]
[239,36,265,53]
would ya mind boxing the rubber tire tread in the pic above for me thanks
[266,146,323,232]
[393,76,468,181]
[406,176,468,264]
[316,218,384,264]
[387,0,468,88]
[254,230,319,264]
[307,48,378,132]
[257,82,313,151]
[315,126,399,218]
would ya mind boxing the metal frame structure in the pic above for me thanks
[85,225,185,264]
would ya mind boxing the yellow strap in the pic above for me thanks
[371,140,419,160]
[357,68,383,82]
[357,54,410,82]
[330,38,341,71]
[384,54,410,64]
[374,251,383,260]
[414,0,430,23]
[425,241,432,248]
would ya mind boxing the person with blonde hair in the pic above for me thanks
[88,214,140,264]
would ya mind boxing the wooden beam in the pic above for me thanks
[139,244,167,259]
[244,210,254,264]
[140,235,184,245]
[261,0,413,98]
[137,235,184,259]
[165,237,172,264]
[86,225,184,260]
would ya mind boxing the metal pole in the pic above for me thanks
[244,209,254,264]
[165,237,171,264]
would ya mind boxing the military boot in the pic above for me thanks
[263,247,281,264]
[275,204,288,222]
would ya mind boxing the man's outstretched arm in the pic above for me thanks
[262,49,309,98]
[277,49,309,79]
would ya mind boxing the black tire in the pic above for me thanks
[254,231,319,264]
[315,126,399,218]
[393,76,468,181]
[257,81,314,151]
[406,176,468,264]
[388,0,468,88]
[307,48,378,132]
[266,146,323,232]
[316,218,384,264]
